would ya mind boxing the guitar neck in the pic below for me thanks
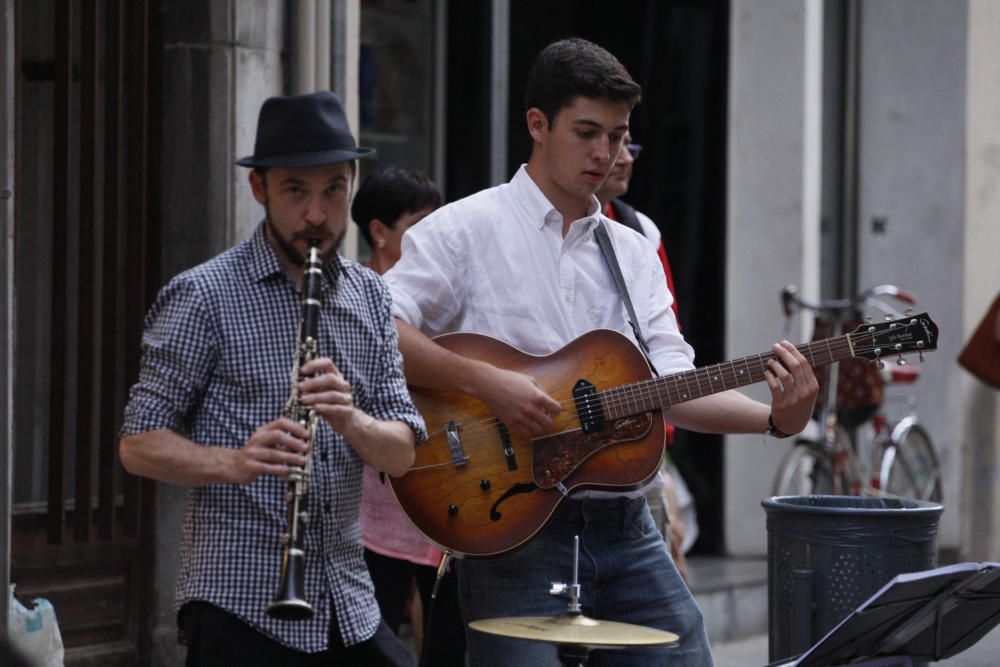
[601,334,856,420]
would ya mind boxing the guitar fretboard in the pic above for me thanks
[599,334,858,419]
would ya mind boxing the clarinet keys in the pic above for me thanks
[268,240,323,621]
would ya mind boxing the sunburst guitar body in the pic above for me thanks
[390,329,662,557]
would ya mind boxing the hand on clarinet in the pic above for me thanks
[296,357,415,476]
[298,357,361,434]
[232,418,310,484]
[763,340,820,436]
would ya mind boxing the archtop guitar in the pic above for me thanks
[389,314,938,557]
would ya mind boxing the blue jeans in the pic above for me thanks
[457,496,713,666]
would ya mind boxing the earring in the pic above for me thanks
[376,239,386,249]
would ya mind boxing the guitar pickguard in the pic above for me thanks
[532,412,654,489]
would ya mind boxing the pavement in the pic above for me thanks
[713,627,1000,666]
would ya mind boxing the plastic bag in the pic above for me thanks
[8,585,65,667]
[665,461,699,554]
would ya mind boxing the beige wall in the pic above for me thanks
[726,0,993,556]
[960,0,1000,560]
[155,3,285,663]
[725,0,822,556]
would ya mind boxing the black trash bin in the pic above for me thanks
[762,495,943,663]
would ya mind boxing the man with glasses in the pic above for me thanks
[596,136,679,322]
[595,133,693,580]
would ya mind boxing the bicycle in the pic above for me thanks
[771,284,943,502]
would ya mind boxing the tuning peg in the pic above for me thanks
[905,308,913,316]
[918,351,925,363]
[865,315,874,324]
[896,355,906,366]
[876,359,885,370]
[885,314,893,321]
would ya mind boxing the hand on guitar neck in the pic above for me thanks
[395,318,564,436]
[763,340,822,435]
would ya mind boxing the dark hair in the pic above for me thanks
[351,168,442,247]
[524,38,642,127]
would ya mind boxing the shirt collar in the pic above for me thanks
[509,165,602,232]
[248,222,286,283]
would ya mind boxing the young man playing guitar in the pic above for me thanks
[384,38,819,666]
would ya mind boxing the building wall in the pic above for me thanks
[725,0,821,556]
[961,0,1000,561]
[726,0,983,555]
[0,0,13,631]
[854,0,967,550]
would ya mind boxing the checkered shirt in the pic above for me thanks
[121,223,426,652]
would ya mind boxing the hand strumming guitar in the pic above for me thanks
[468,364,564,437]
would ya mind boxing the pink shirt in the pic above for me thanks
[360,465,443,567]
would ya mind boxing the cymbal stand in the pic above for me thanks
[549,535,583,615]
[467,534,678,666]
[549,535,592,666]
[419,550,454,667]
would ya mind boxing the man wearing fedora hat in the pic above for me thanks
[120,91,424,665]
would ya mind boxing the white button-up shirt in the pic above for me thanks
[385,165,695,377]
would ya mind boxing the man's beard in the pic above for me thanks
[264,203,344,267]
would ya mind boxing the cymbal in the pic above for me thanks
[469,613,679,649]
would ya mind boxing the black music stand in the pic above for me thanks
[765,562,1000,667]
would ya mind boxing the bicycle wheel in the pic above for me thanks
[773,441,842,496]
[883,418,943,502]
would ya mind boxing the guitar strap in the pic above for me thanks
[594,219,659,376]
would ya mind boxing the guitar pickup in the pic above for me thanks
[497,421,517,470]
[446,421,469,467]
[573,379,605,434]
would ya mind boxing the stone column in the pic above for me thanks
[855,0,968,551]
[0,0,14,630]
[961,0,1000,560]
[725,0,823,555]
[153,2,285,663]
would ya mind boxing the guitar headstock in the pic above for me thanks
[849,313,938,363]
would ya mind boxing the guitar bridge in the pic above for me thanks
[446,421,469,467]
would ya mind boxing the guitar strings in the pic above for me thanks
[418,320,922,455]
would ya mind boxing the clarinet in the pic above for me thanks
[267,240,323,621]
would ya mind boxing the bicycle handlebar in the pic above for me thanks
[780,284,917,319]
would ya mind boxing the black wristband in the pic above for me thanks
[767,414,793,439]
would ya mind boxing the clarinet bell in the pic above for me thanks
[267,548,315,620]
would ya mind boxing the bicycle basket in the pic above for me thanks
[812,317,884,428]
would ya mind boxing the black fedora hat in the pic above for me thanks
[236,91,374,169]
